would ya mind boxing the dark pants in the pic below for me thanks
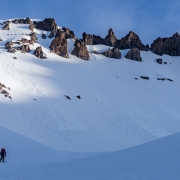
[0,154,5,162]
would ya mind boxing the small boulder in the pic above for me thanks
[156,58,162,64]
[102,48,121,59]
[21,44,30,53]
[34,46,47,59]
[125,48,142,61]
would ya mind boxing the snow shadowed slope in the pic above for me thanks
[0,21,180,153]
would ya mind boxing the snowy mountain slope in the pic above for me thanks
[1,125,180,180]
[0,20,180,153]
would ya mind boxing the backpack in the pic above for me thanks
[1,148,5,153]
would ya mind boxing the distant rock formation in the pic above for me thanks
[34,46,46,59]
[21,44,30,53]
[101,48,121,59]
[104,28,117,47]
[29,23,34,32]
[71,40,90,60]
[151,32,180,56]
[30,32,37,42]
[4,41,13,49]
[116,31,146,50]
[12,18,32,24]
[125,48,142,61]
[49,33,69,58]
[82,32,105,45]
[62,27,76,39]
[2,21,10,30]
[33,18,58,33]
[41,34,46,39]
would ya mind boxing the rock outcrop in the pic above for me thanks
[12,18,32,24]
[21,44,30,53]
[104,28,117,47]
[2,21,10,30]
[55,28,75,39]
[116,31,146,50]
[82,32,105,45]
[4,41,13,49]
[125,48,142,61]
[151,32,180,56]
[30,32,37,42]
[49,33,69,58]
[33,18,58,33]
[34,46,46,59]
[71,40,90,60]
[29,23,34,32]
[101,48,121,59]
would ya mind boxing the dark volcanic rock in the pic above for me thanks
[82,32,105,45]
[71,40,90,60]
[30,32,37,42]
[21,44,30,53]
[151,32,180,56]
[104,28,117,47]
[48,32,55,39]
[2,22,10,30]
[12,17,32,24]
[41,34,46,39]
[4,41,13,49]
[49,33,69,58]
[34,46,46,59]
[101,48,121,59]
[125,48,142,61]
[140,76,150,80]
[62,27,75,39]
[29,23,34,32]
[33,18,58,33]
[156,58,162,64]
[116,31,146,50]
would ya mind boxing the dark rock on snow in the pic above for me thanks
[125,48,142,61]
[2,21,10,30]
[156,58,162,64]
[104,28,117,47]
[140,76,150,80]
[49,33,69,58]
[116,31,146,50]
[33,18,58,33]
[34,46,47,59]
[71,40,90,60]
[151,32,180,56]
[101,48,121,59]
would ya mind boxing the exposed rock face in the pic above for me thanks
[151,32,180,56]
[20,38,34,45]
[34,46,46,59]
[49,33,69,58]
[2,22,10,30]
[29,23,34,32]
[41,34,46,39]
[12,18,32,24]
[33,18,58,33]
[104,28,117,47]
[125,48,142,61]
[4,41,13,49]
[156,58,162,64]
[62,27,75,39]
[82,32,105,45]
[55,28,75,39]
[48,32,55,38]
[71,40,90,60]
[30,32,37,42]
[101,48,121,59]
[116,31,146,50]
[21,44,30,53]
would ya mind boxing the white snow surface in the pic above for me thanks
[0,20,180,179]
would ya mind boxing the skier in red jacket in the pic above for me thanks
[0,148,6,162]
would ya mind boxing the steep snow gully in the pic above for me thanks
[0,19,180,179]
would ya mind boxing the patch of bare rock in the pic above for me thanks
[125,48,142,61]
[0,83,12,100]
[151,32,180,56]
[71,40,90,60]
[34,46,47,59]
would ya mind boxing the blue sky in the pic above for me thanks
[0,0,180,44]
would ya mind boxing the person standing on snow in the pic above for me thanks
[0,148,6,162]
